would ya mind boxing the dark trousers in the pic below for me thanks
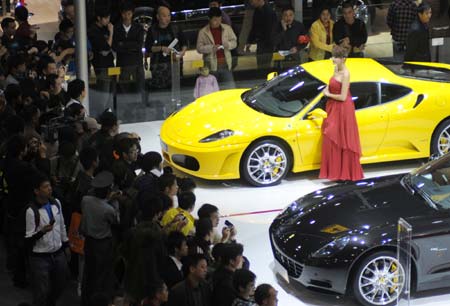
[212,64,235,90]
[392,41,406,63]
[81,236,114,306]
[5,215,27,286]
[29,249,68,306]
[256,42,274,70]
[118,65,147,104]
[91,69,115,117]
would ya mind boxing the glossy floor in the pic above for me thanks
[128,120,450,306]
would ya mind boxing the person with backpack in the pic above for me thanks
[25,172,70,306]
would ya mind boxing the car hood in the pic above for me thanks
[272,174,433,241]
[162,89,291,144]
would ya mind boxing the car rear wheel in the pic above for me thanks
[352,251,406,306]
[241,139,291,187]
[431,118,450,157]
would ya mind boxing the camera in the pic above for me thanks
[225,220,234,228]
[41,115,86,143]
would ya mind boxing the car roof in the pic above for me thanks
[301,58,396,83]
[302,58,450,84]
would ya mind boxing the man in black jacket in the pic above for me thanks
[112,1,146,104]
[167,254,212,306]
[248,0,277,69]
[161,231,188,289]
[146,5,187,89]
[3,135,43,288]
[405,2,432,62]
[212,243,244,306]
[333,2,367,57]
[88,7,115,115]
[273,6,308,67]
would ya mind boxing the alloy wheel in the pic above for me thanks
[437,127,450,155]
[358,255,405,306]
[245,143,288,185]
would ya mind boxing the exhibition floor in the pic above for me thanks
[127,120,450,306]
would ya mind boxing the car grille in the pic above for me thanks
[272,237,304,278]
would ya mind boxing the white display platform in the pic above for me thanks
[124,120,450,306]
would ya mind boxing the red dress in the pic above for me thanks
[319,77,364,181]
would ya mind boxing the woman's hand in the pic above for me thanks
[323,86,330,97]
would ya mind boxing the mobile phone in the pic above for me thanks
[50,219,56,225]
[181,215,187,221]
[225,220,234,228]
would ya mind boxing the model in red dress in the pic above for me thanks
[319,49,363,181]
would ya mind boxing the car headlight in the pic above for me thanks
[312,236,350,258]
[278,199,303,218]
[199,130,234,143]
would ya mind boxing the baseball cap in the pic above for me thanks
[91,171,114,188]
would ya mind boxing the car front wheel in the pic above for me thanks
[352,251,406,306]
[241,139,291,187]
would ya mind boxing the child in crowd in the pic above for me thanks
[193,66,219,99]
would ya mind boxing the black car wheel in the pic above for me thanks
[431,118,450,157]
[352,251,406,306]
[241,139,291,187]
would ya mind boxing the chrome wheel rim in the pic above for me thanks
[246,143,287,185]
[358,256,405,306]
[437,127,450,155]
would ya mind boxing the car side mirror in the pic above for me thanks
[267,72,278,81]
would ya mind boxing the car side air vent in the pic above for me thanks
[413,94,424,108]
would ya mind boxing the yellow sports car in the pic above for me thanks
[160,58,450,186]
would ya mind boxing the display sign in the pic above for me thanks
[432,37,444,47]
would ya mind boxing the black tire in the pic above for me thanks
[431,118,450,157]
[352,251,406,306]
[240,139,291,187]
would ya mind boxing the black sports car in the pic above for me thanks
[270,153,450,306]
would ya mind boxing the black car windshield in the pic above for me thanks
[407,153,450,210]
[241,67,325,118]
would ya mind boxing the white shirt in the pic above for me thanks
[66,98,81,108]
[123,24,131,34]
[150,168,162,177]
[25,199,69,253]
[170,255,183,271]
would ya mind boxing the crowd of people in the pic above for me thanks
[0,0,446,306]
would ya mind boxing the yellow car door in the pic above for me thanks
[376,83,429,158]
[296,82,389,168]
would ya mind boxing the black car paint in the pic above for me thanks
[270,173,450,294]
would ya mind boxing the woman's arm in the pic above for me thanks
[324,70,350,101]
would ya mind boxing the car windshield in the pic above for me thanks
[405,153,450,210]
[241,67,325,118]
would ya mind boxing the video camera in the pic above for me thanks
[41,115,86,144]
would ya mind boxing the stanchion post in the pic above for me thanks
[75,0,90,113]
[108,67,121,114]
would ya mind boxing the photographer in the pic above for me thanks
[198,203,237,244]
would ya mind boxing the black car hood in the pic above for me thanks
[273,174,434,240]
